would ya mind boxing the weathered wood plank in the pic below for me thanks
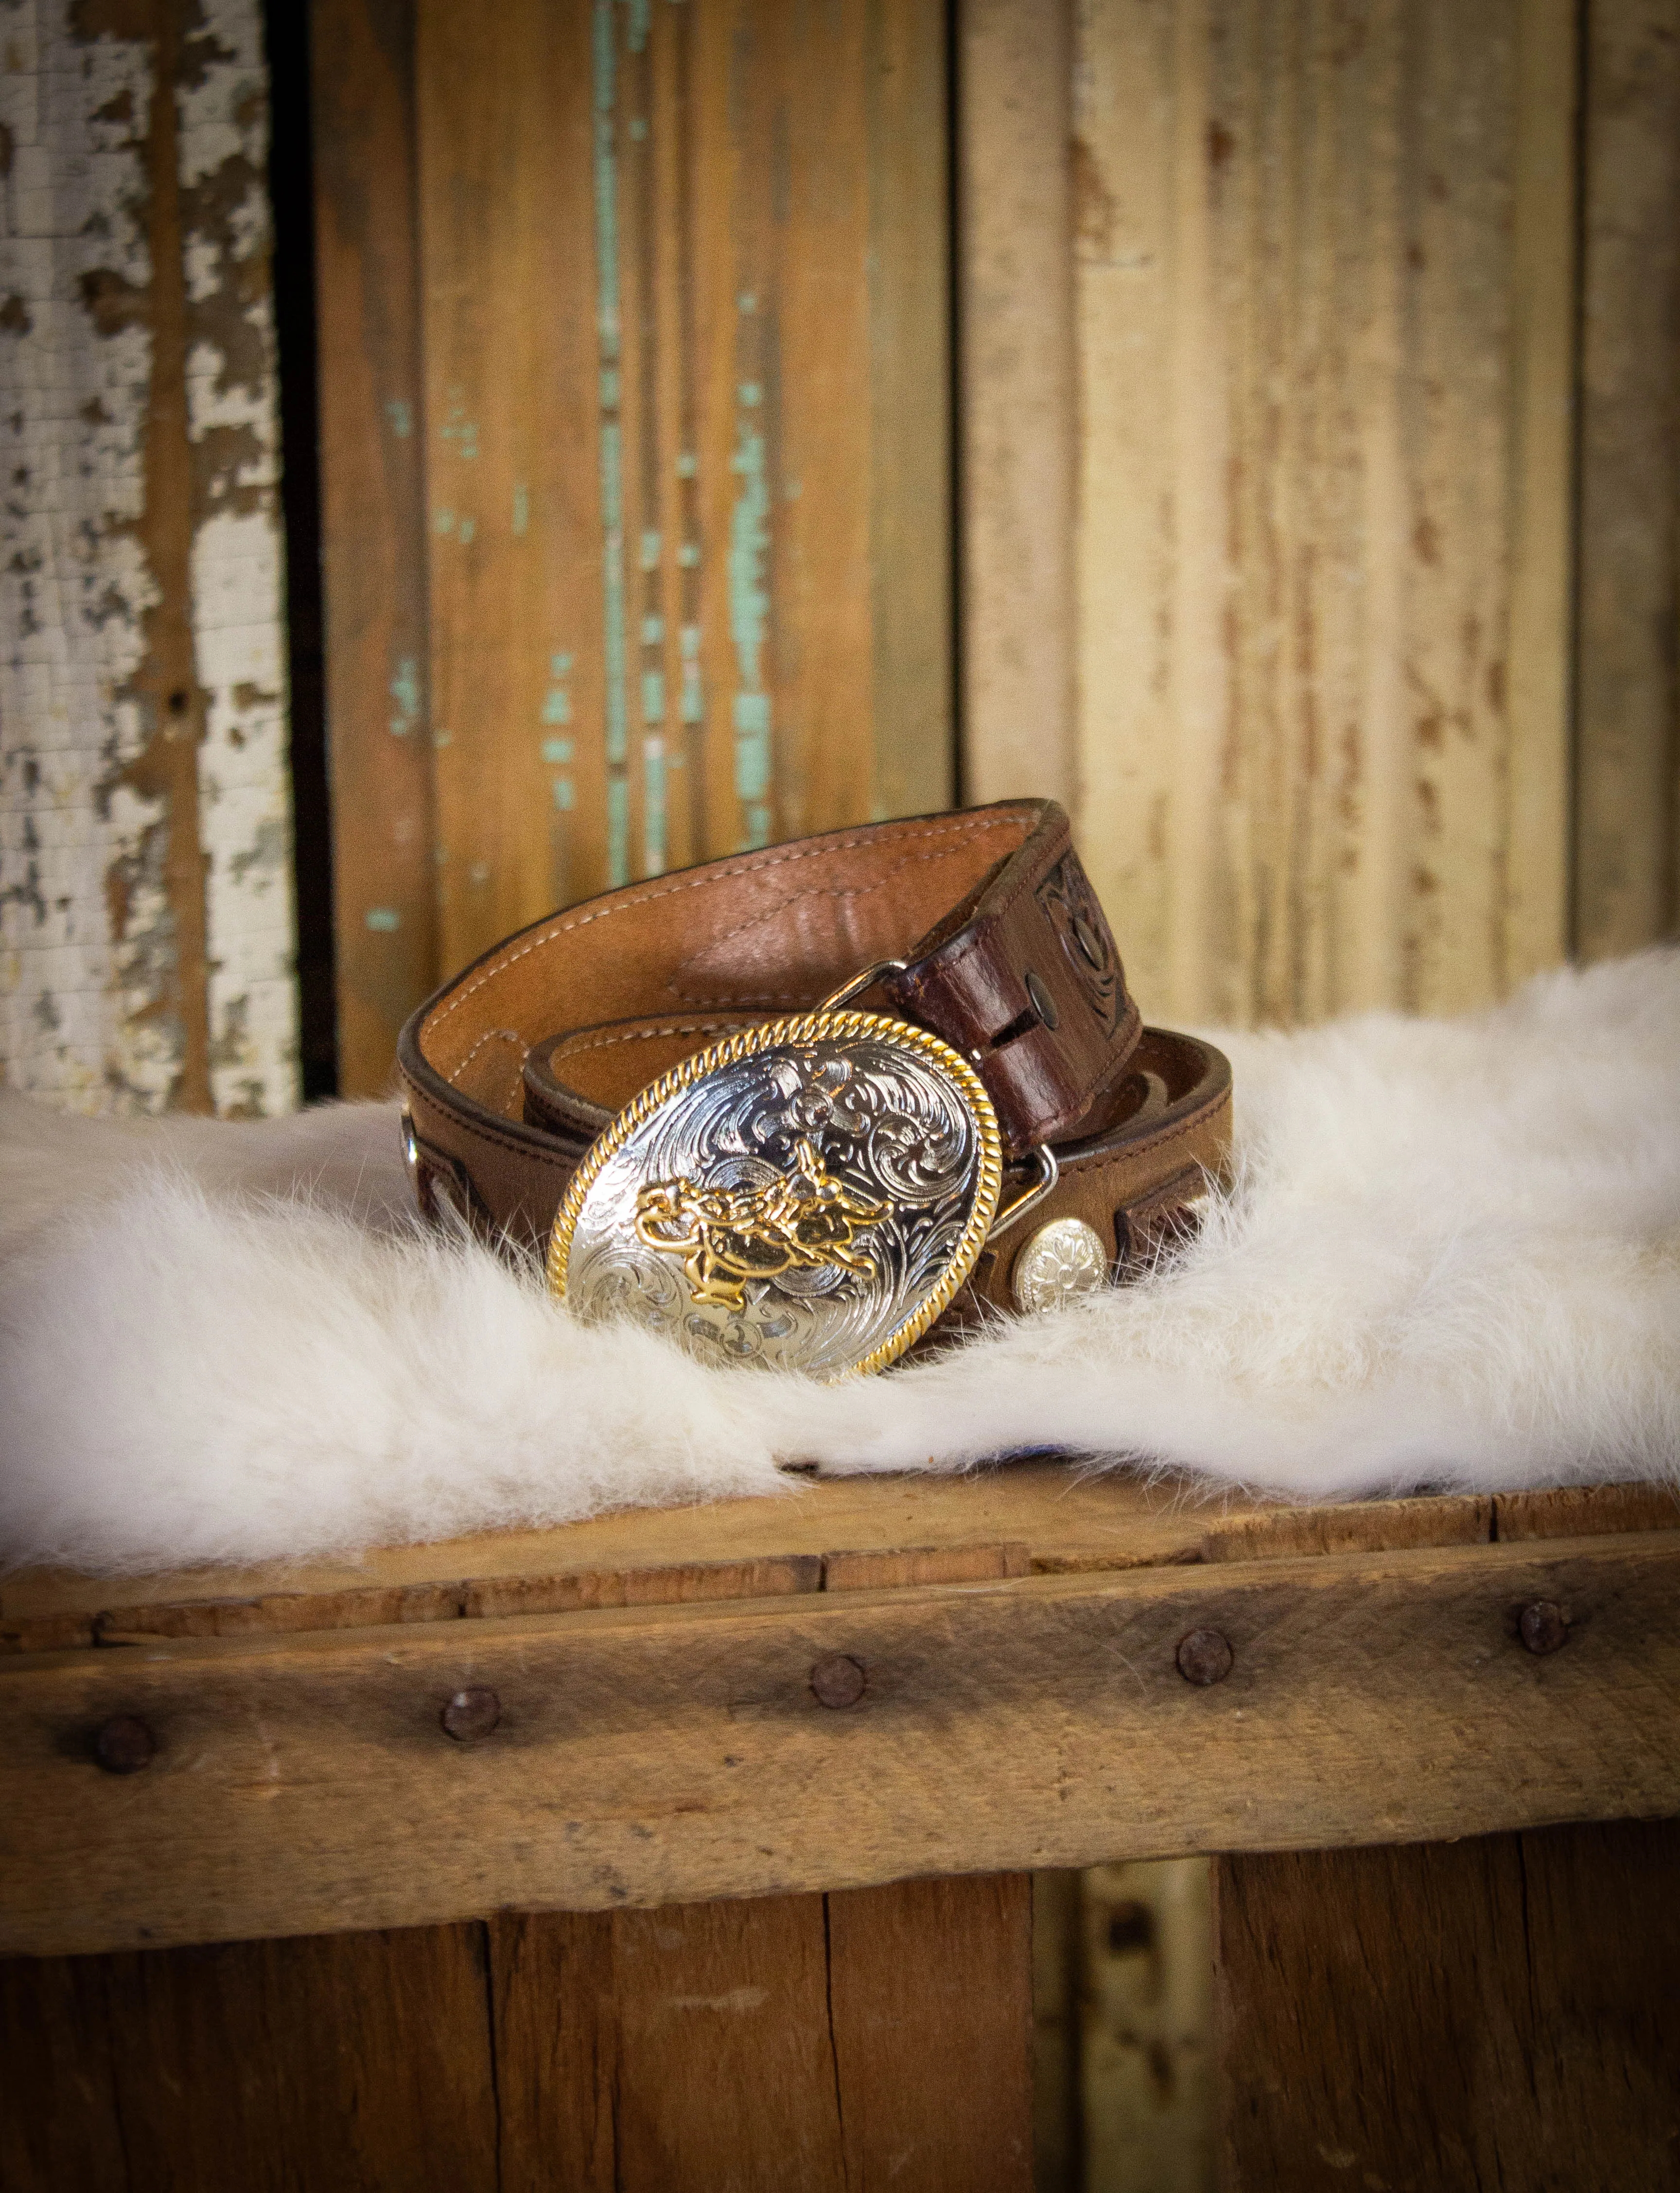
[311,0,437,1097]
[492,1884,1032,2191]
[0,1922,501,2193]
[827,1872,1035,2191]
[1575,0,1680,961]
[1069,0,1578,1025]
[4,1530,1678,1955]
[6,1471,1673,1650]
[1495,1477,1680,1541]
[1213,1819,1680,2191]
[0,0,296,1116]
[1031,1869,1084,2193]
[413,0,949,983]
[1201,1492,1492,1563]
[0,1460,1224,1642]
[0,1874,1029,2191]
[957,0,1076,809]
[867,0,954,822]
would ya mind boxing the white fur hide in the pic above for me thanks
[2,953,1677,1575]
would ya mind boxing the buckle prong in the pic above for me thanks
[815,959,910,1014]
[986,1146,1059,1241]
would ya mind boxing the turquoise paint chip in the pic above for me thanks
[733,692,770,736]
[541,688,572,726]
[541,737,574,765]
[607,777,630,886]
[735,740,770,801]
[552,778,576,812]
[642,670,665,724]
[365,908,402,933]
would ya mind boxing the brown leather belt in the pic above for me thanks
[397,800,1230,1365]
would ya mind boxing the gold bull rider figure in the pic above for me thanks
[633,1137,888,1312]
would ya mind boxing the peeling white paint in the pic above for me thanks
[0,0,297,1117]
[177,4,294,1118]
[0,4,167,1112]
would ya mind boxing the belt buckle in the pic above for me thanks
[547,964,1041,1381]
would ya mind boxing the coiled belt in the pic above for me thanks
[398,800,1230,1379]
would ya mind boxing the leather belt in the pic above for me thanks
[397,800,1231,1373]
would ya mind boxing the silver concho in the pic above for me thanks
[547,1011,1003,1381]
[1010,1217,1110,1313]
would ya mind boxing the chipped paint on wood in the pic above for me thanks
[0,0,295,1115]
[413,0,947,980]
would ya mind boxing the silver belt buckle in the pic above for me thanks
[547,963,1053,1381]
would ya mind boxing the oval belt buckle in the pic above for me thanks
[547,962,1053,1382]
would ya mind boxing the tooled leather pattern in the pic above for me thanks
[1036,851,1122,1038]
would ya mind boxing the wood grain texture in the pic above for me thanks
[0,1922,500,2193]
[1068,0,1578,1025]
[1213,1818,1680,2191]
[0,1877,1029,2191]
[5,1529,1679,1955]
[0,0,296,1117]
[1032,1869,1084,2193]
[1200,1492,1492,1563]
[491,1881,1031,2192]
[957,0,1077,808]
[1575,0,1680,961]
[4,1470,1669,1648]
[413,0,950,985]
[827,1872,1034,2191]
[0,1459,1227,1645]
[1496,1477,1680,1540]
[311,0,437,1097]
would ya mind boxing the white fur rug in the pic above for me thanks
[2,952,1676,1575]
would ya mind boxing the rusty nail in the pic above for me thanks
[810,1654,866,1710]
[441,1686,501,1741]
[94,1715,155,1774]
[1520,1601,1569,1656]
[1176,1629,1234,1686]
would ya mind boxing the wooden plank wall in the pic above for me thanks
[1575,0,1680,960]
[963,0,1679,1031]
[0,1876,1033,2192]
[0,0,297,1116]
[314,0,951,1097]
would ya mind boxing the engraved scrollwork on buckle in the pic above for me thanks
[546,1009,1005,1381]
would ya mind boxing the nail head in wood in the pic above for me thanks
[93,1715,155,1774]
[810,1653,867,1709]
[441,1685,501,1741]
[1520,1600,1569,1655]
[1176,1628,1234,1686]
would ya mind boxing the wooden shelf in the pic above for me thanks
[4,1466,1676,1959]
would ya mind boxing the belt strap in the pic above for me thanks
[397,800,1231,1320]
